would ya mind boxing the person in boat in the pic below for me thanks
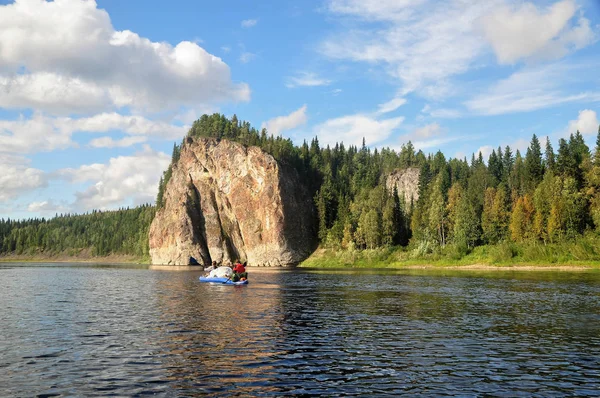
[231,260,247,282]
[204,260,218,273]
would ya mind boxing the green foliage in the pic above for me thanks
[154,115,600,262]
[0,205,155,258]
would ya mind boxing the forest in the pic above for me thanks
[4,112,600,264]
[0,205,155,259]
[163,113,600,264]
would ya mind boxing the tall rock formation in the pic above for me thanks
[149,137,316,266]
[385,167,420,208]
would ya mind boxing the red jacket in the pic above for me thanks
[233,263,245,273]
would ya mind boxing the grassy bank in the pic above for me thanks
[0,248,148,264]
[299,236,600,269]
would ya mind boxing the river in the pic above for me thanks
[1,263,599,396]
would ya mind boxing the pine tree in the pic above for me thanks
[524,134,544,192]
[544,137,555,173]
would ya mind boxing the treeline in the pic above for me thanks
[160,113,600,257]
[0,205,155,258]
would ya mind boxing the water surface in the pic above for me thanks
[1,263,599,396]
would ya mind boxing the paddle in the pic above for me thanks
[222,274,233,284]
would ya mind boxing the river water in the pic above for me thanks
[1,263,599,396]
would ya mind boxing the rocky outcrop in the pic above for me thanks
[385,167,420,208]
[149,137,316,266]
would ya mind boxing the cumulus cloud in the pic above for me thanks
[56,146,170,211]
[0,0,250,114]
[0,73,112,115]
[241,19,258,28]
[0,114,75,154]
[568,109,599,136]
[481,0,595,64]
[313,114,404,147]
[286,72,331,88]
[261,105,308,136]
[0,113,188,154]
[0,155,47,202]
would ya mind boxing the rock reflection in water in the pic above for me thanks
[0,265,599,396]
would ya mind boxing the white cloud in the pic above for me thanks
[241,19,258,28]
[377,97,407,114]
[27,200,69,215]
[0,73,111,115]
[286,72,331,88]
[239,52,257,63]
[88,136,148,148]
[568,109,599,136]
[421,105,463,119]
[0,113,188,154]
[56,146,170,211]
[395,122,453,150]
[70,113,188,138]
[0,0,250,114]
[481,0,595,64]
[261,105,308,136]
[412,123,441,139]
[327,0,426,22]
[0,114,75,154]
[465,63,600,115]
[321,0,596,99]
[321,0,502,97]
[476,145,495,162]
[313,114,404,147]
[0,155,47,202]
[412,135,466,151]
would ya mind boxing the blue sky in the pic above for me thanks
[0,0,599,219]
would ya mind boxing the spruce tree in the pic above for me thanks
[524,134,544,192]
[544,137,555,173]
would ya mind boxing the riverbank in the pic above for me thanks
[299,242,600,270]
[0,251,147,264]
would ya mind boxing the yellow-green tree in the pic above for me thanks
[482,186,509,243]
[428,174,448,246]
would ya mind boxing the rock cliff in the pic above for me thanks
[385,167,420,207]
[149,137,316,266]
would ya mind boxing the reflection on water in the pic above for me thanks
[1,264,599,396]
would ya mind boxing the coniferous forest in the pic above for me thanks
[4,113,600,264]
[161,114,600,264]
[0,205,155,259]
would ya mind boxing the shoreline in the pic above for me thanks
[2,256,598,271]
[0,254,147,264]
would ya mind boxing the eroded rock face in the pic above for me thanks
[149,137,316,266]
[385,167,420,208]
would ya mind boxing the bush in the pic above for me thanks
[488,242,518,263]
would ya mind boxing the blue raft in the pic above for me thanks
[199,276,248,285]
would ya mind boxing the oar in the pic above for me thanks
[222,274,233,284]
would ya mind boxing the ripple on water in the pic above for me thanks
[1,266,600,396]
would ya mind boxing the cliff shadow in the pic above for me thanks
[185,180,212,266]
[278,163,319,265]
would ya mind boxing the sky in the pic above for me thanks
[0,0,599,220]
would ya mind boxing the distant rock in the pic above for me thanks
[385,167,420,208]
[149,137,316,266]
